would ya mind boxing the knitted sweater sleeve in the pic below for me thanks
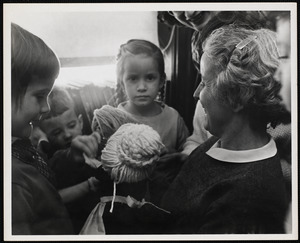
[12,183,34,234]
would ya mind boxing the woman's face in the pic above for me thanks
[199,53,234,137]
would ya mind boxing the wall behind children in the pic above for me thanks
[8,6,159,88]
[7,5,159,134]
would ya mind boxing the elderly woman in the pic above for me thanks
[160,25,290,234]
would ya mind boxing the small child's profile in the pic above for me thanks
[37,85,101,233]
[38,86,84,152]
[11,22,74,235]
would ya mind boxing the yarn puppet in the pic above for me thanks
[91,105,139,141]
[90,106,166,207]
[101,123,165,184]
[85,105,166,207]
[80,106,169,234]
[84,105,140,168]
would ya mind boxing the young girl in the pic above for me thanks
[115,39,189,154]
[11,22,73,235]
[11,23,99,235]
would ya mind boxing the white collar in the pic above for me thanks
[206,138,277,163]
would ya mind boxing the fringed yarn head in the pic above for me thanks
[101,123,165,184]
[91,105,139,140]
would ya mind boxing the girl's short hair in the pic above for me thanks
[11,23,60,108]
[115,39,166,104]
[116,39,166,80]
[202,25,289,130]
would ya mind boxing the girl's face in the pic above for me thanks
[199,53,234,137]
[12,76,55,139]
[122,55,163,108]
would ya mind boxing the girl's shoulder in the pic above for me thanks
[12,156,45,191]
[117,101,127,111]
[160,102,180,116]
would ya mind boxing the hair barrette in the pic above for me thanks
[235,35,258,50]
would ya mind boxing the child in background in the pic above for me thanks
[37,85,101,233]
[267,11,292,202]
[273,11,291,113]
[272,11,292,234]
[11,22,74,234]
[115,39,190,154]
[115,39,190,189]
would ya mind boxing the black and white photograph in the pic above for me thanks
[3,2,298,241]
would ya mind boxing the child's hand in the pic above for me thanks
[87,177,101,192]
[69,132,101,163]
[158,152,188,165]
[153,152,188,184]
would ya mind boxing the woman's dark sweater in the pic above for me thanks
[161,136,289,234]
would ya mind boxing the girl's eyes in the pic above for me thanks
[36,94,45,100]
[125,76,137,82]
[35,93,48,101]
[146,74,156,81]
[124,74,158,82]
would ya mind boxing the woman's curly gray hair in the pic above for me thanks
[202,25,289,130]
